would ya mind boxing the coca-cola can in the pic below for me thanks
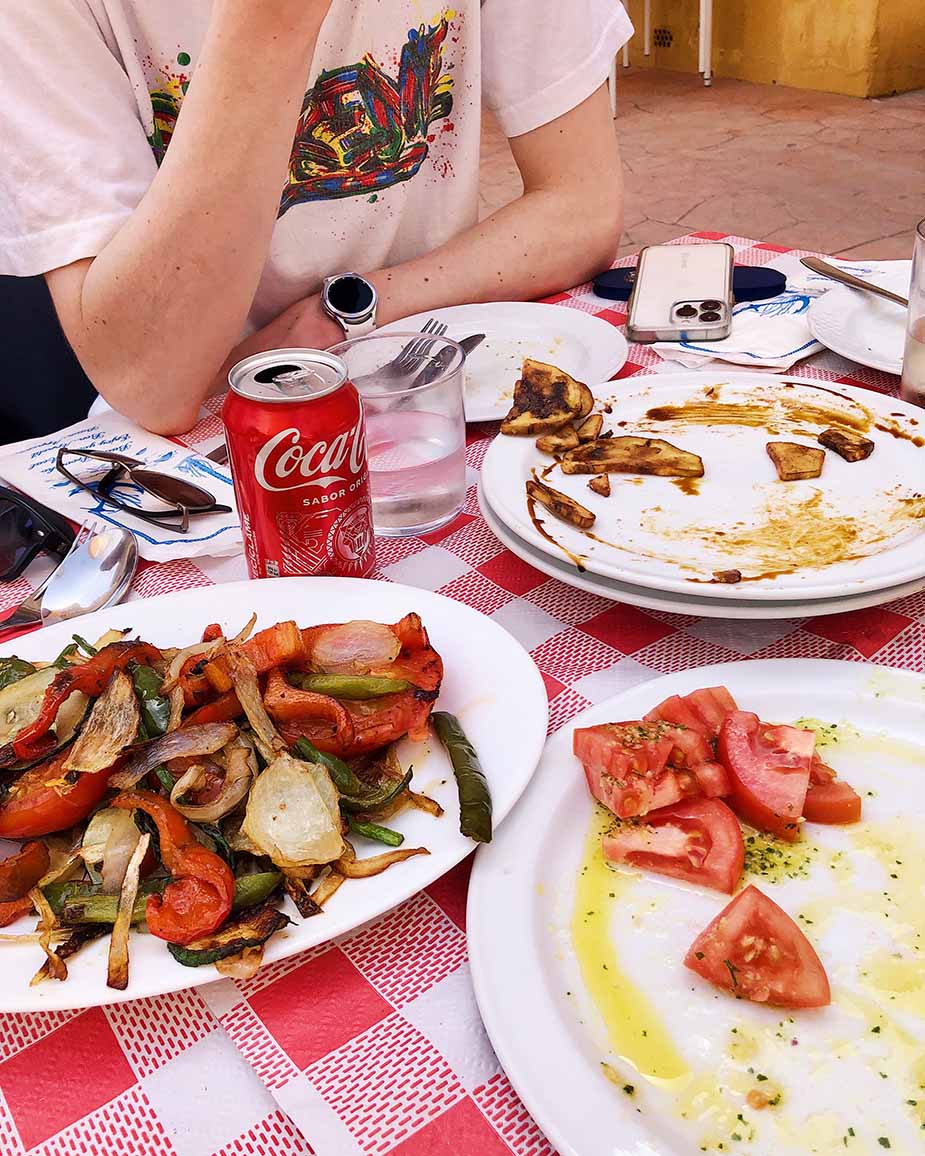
[222,349,375,580]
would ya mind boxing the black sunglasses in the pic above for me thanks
[55,447,232,534]
[0,484,77,583]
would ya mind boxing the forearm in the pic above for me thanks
[370,184,622,326]
[48,1,328,435]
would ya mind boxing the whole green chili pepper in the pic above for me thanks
[287,673,410,700]
[338,769,413,815]
[52,643,78,669]
[292,737,364,795]
[431,711,492,844]
[71,635,98,657]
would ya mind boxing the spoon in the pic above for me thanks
[800,256,910,308]
[0,519,138,638]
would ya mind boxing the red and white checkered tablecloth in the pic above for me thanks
[0,233,921,1156]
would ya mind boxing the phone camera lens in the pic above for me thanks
[699,311,721,322]
[700,300,722,311]
[675,304,698,318]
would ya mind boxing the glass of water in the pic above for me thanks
[900,217,925,408]
[329,332,467,537]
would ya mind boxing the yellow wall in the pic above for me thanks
[623,0,925,97]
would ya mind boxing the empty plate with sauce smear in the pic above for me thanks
[480,373,925,601]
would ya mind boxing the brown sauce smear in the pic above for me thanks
[670,477,701,496]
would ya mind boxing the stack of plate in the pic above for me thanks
[479,372,925,620]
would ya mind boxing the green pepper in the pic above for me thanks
[131,663,171,737]
[46,871,281,924]
[52,642,78,669]
[291,738,412,813]
[431,711,492,844]
[72,635,98,657]
[0,657,37,692]
[292,737,364,795]
[339,769,413,815]
[154,765,174,793]
[167,903,290,967]
[287,673,411,700]
[348,818,404,847]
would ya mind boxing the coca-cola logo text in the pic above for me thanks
[254,422,366,492]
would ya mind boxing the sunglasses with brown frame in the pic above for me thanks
[55,447,232,534]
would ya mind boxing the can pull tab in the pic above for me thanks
[272,369,318,390]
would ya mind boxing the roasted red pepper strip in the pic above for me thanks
[0,840,50,902]
[0,894,35,927]
[263,668,355,745]
[0,750,117,837]
[13,641,162,760]
[184,690,243,727]
[110,790,234,945]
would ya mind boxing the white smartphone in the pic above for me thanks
[626,242,735,343]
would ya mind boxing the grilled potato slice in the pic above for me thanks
[588,475,611,497]
[766,441,825,481]
[536,427,580,454]
[817,428,874,463]
[526,479,595,529]
[501,359,594,436]
[561,436,705,478]
[576,413,604,442]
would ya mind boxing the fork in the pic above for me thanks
[351,319,448,390]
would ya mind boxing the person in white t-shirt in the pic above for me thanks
[0,1,632,435]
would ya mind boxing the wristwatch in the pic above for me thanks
[321,272,378,338]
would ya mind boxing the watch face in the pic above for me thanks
[328,275,374,318]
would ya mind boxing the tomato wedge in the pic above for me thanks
[603,798,744,893]
[718,712,814,841]
[803,780,862,824]
[646,686,738,742]
[684,884,830,1008]
[575,722,697,818]
[0,751,114,837]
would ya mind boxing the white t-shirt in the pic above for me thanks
[0,1,632,329]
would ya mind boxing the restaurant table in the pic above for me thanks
[0,232,921,1156]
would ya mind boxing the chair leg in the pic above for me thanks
[644,0,651,55]
[703,0,713,85]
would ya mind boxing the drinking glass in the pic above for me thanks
[330,333,467,537]
[900,217,925,408]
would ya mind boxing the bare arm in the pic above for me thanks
[45,0,330,436]
[220,84,624,368]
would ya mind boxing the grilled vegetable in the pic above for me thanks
[107,832,150,990]
[291,737,363,795]
[242,752,345,868]
[13,640,161,760]
[348,818,405,847]
[169,734,256,824]
[63,669,140,776]
[111,791,235,944]
[167,903,291,967]
[561,436,705,478]
[287,673,411,700]
[32,924,107,984]
[431,711,492,844]
[49,871,280,924]
[817,428,874,462]
[576,413,604,442]
[0,658,36,693]
[536,427,580,455]
[767,441,825,481]
[501,359,594,436]
[283,873,322,918]
[526,478,596,530]
[0,666,89,764]
[0,841,50,903]
[335,840,428,877]
[131,664,171,737]
[588,474,611,497]
[109,721,238,790]
[338,769,413,815]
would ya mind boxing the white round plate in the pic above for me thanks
[479,482,925,619]
[380,302,629,422]
[0,577,546,1012]
[481,372,925,600]
[808,261,911,374]
[469,659,925,1156]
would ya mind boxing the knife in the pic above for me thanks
[410,333,486,389]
